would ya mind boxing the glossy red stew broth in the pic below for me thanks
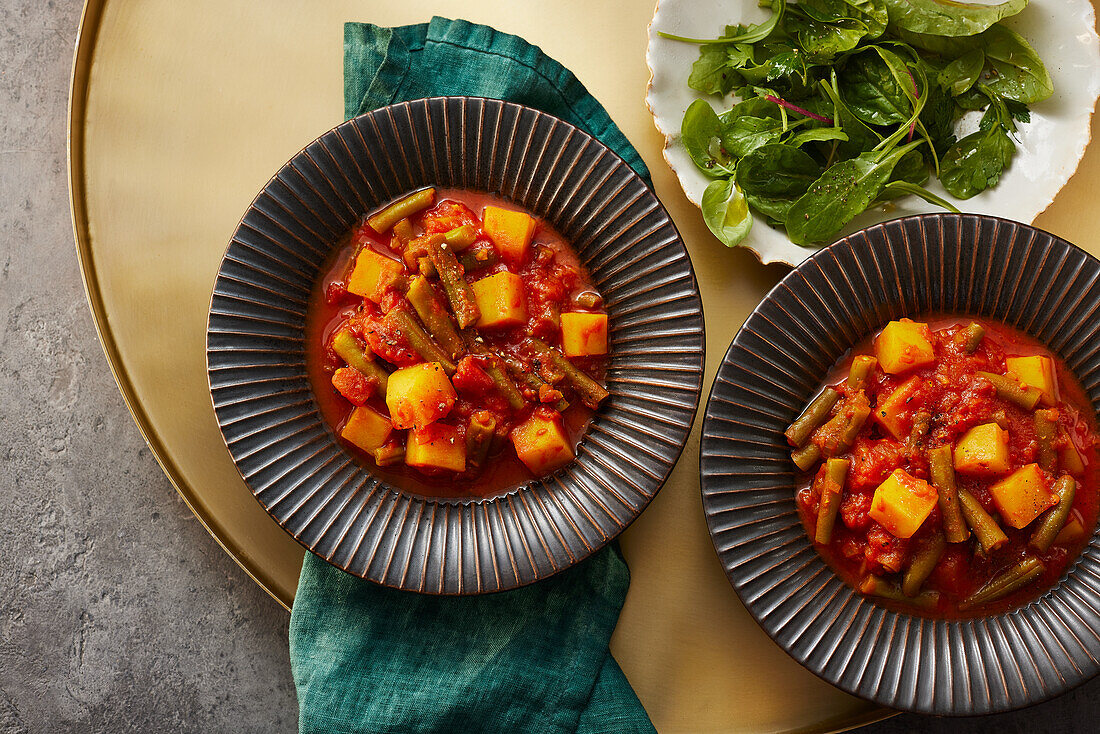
[305,188,609,499]
[788,316,1099,617]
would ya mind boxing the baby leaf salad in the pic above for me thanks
[661,0,1053,247]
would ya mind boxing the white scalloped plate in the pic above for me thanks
[646,0,1100,266]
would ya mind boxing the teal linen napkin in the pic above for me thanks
[288,16,656,734]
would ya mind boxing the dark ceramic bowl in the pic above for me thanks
[206,97,704,594]
[700,214,1100,715]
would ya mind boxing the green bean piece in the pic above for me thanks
[956,322,986,354]
[859,576,940,610]
[903,532,946,597]
[417,257,436,278]
[1030,476,1077,553]
[332,330,389,398]
[385,309,456,374]
[372,443,405,467]
[1034,409,1059,473]
[815,458,849,545]
[460,331,526,410]
[928,445,969,543]
[459,248,499,272]
[978,371,1042,411]
[500,353,569,412]
[391,218,414,247]
[466,411,497,470]
[791,443,821,472]
[406,275,466,360]
[443,225,478,251]
[838,397,871,452]
[958,489,1009,553]
[367,188,436,234]
[528,338,609,409]
[427,235,481,329]
[785,388,841,448]
[847,355,878,392]
[958,557,1045,611]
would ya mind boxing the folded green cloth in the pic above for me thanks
[288,17,656,734]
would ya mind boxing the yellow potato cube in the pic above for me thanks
[340,405,393,453]
[471,271,528,329]
[988,463,1057,529]
[869,468,939,539]
[406,423,466,473]
[385,362,457,430]
[1055,516,1087,546]
[954,422,1011,476]
[483,206,536,263]
[872,376,921,440]
[347,248,406,303]
[874,319,935,375]
[1060,428,1086,476]
[1006,355,1059,406]
[561,312,608,357]
[510,410,574,475]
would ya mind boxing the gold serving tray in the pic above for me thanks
[68,0,1100,730]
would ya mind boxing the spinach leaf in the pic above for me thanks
[785,140,924,245]
[736,144,822,197]
[786,14,869,58]
[877,181,961,211]
[898,25,1052,103]
[937,49,984,95]
[890,149,930,186]
[883,0,1027,38]
[939,125,1015,198]
[801,0,888,38]
[819,73,882,157]
[721,116,786,158]
[689,44,736,95]
[702,179,754,247]
[787,127,850,147]
[839,49,911,126]
[747,193,797,224]
[681,99,736,177]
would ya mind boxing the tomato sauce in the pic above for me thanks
[793,315,1100,617]
[305,188,608,500]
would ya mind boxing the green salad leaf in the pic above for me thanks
[664,0,1051,247]
[883,0,1027,37]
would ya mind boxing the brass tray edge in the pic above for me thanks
[67,0,294,613]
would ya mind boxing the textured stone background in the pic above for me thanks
[1,0,1097,731]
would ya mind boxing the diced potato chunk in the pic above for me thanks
[1060,428,1086,476]
[954,422,1010,476]
[561,312,608,357]
[511,410,574,475]
[988,463,1057,529]
[347,248,405,303]
[483,206,536,263]
[872,376,921,440]
[471,271,528,329]
[869,468,938,539]
[1055,516,1088,546]
[406,423,465,473]
[874,319,935,375]
[340,405,392,453]
[1006,355,1059,406]
[386,362,457,430]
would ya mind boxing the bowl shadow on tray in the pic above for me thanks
[206,97,705,595]
[701,213,1100,716]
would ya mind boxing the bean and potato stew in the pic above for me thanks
[787,317,1099,616]
[307,188,609,497]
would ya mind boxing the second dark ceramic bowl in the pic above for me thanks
[207,97,704,594]
[700,213,1100,715]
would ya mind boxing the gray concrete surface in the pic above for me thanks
[0,0,1097,731]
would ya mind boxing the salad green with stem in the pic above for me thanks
[661,0,1053,248]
